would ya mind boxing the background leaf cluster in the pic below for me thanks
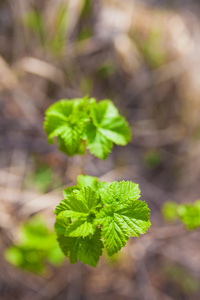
[162,200,200,230]
[5,216,64,274]
[44,97,131,160]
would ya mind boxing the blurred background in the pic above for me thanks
[1,0,200,299]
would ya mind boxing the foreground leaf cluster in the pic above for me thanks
[54,175,151,267]
[44,97,131,159]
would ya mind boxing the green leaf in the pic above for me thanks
[44,99,89,156]
[57,235,79,264]
[95,181,150,256]
[90,100,131,145]
[56,213,71,228]
[54,199,70,216]
[77,174,98,189]
[55,187,101,237]
[99,115,131,145]
[57,136,85,156]
[85,100,131,159]
[55,222,78,264]
[76,228,103,267]
[96,200,151,256]
[57,175,107,215]
[54,220,66,236]
[90,100,119,126]
[63,186,79,199]
[62,175,110,201]
[57,226,103,267]
[64,217,96,237]
[85,122,113,160]
[100,181,141,205]
[97,180,110,190]
[177,201,200,230]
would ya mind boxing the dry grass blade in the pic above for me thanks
[0,56,18,91]
[15,57,65,86]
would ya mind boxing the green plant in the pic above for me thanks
[24,10,45,45]
[23,5,68,55]
[54,175,151,267]
[44,96,151,268]
[5,215,64,274]
[162,200,200,230]
[44,96,131,160]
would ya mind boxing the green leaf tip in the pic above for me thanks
[54,176,151,267]
[44,97,131,160]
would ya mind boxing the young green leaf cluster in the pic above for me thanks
[162,200,200,230]
[44,96,131,159]
[5,215,64,274]
[54,175,151,268]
